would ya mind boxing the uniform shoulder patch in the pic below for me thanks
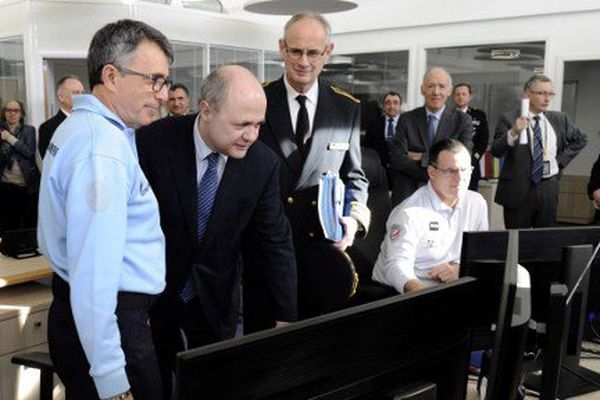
[330,85,360,104]
[262,81,273,88]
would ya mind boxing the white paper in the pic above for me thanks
[519,98,530,144]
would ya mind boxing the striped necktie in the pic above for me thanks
[179,152,220,303]
[531,116,544,185]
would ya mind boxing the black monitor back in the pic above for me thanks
[175,278,477,400]
[460,226,600,326]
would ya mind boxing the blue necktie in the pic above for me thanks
[531,116,544,185]
[427,114,438,146]
[386,118,395,141]
[179,152,220,303]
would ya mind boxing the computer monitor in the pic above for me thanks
[460,227,600,398]
[175,278,477,400]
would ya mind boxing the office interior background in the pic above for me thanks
[2,1,600,399]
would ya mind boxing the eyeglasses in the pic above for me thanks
[284,41,328,61]
[431,165,474,176]
[423,83,450,92]
[530,91,556,98]
[3,108,22,113]
[113,64,172,93]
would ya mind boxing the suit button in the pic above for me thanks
[309,232,315,238]
[310,200,317,207]
[287,197,294,205]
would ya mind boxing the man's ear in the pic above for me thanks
[199,100,212,121]
[427,164,436,181]
[100,64,119,93]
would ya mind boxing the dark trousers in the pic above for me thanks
[150,293,219,400]
[0,182,37,234]
[48,276,162,400]
[503,177,559,229]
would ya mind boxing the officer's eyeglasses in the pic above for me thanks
[112,64,173,93]
[431,165,474,177]
[284,41,328,61]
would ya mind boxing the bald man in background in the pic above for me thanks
[389,67,472,206]
[38,75,85,161]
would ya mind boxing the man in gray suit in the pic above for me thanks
[389,67,472,206]
[491,74,587,228]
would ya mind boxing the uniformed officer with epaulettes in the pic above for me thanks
[242,11,370,331]
[452,82,489,191]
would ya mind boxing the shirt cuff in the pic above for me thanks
[94,368,130,399]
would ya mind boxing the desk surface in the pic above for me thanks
[0,255,52,288]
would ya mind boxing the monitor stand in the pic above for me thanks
[524,363,600,398]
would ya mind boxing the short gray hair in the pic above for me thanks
[523,74,552,92]
[200,69,230,112]
[283,11,331,42]
[87,19,173,89]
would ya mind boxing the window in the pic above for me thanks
[0,37,26,116]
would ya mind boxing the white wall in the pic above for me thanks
[0,0,281,127]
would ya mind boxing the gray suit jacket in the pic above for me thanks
[389,105,473,203]
[491,110,587,208]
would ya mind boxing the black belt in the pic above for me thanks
[52,273,156,310]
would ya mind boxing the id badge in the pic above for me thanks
[543,160,550,176]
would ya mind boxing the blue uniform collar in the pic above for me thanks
[73,94,129,132]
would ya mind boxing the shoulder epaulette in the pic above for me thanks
[330,85,360,104]
[262,81,273,88]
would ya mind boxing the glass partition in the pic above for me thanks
[0,36,27,117]
[210,45,260,77]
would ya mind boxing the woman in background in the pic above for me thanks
[0,100,39,234]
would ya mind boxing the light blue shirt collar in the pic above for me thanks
[425,105,445,121]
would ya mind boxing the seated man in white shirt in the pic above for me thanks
[372,138,488,293]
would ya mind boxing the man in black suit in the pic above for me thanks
[37,75,84,160]
[137,65,297,399]
[247,11,370,328]
[492,74,586,228]
[389,67,473,206]
[452,82,489,191]
[166,82,191,116]
[363,91,402,187]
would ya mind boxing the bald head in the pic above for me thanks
[421,67,453,112]
[56,76,85,112]
[198,65,266,159]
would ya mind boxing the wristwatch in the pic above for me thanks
[105,391,132,400]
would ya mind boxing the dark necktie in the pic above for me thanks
[386,118,395,142]
[531,116,544,185]
[295,95,309,154]
[179,152,220,303]
[427,114,438,146]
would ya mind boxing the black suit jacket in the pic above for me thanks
[258,77,369,243]
[363,116,391,167]
[38,110,66,159]
[492,110,587,208]
[389,105,473,203]
[137,115,297,339]
[466,107,489,162]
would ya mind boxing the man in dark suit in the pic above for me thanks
[247,11,370,328]
[137,65,297,399]
[37,75,84,160]
[166,82,191,116]
[363,91,402,187]
[452,82,489,191]
[492,74,586,228]
[389,67,473,206]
